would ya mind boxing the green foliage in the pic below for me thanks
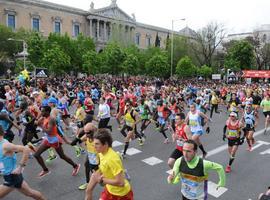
[0,25,17,57]
[145,54,169,77]
[197,65,212,77]
[41,44,71,75]
[224,39,255,70]
[176,56,197,77]
[123,54,139,75]
[102,42,126,74]
[82,50,100,74]
[27,32,44,67]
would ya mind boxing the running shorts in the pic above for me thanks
[3,174,24,188]
[100,187,134,200]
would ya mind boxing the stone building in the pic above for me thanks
[0,0,176,51]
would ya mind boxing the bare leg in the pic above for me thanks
[85,173,98,200]
[18,181,47,200]
[0,184,13,198]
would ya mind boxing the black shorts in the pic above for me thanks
[62,114,70,119]
[243,126,255,132]
[170,149,183,160]
[263,111,270,118]
[260,194,270,200]
[228,138,240,147]
[3,174,24,188]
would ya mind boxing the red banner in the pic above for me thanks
[242,70,270,78]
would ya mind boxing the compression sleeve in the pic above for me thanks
[203,160,226,187]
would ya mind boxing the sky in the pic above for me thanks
[45,0,270,34]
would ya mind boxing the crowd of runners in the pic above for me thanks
[0,75,270,200]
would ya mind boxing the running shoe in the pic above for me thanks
[246,146,252,152]
[138,139,144,146]
[45,155,57,163]
[225,165,231,173]
[78,183,88,190]
[164,138,169,144]
[202,152,208,159]
[81,149,86,154]
[121,152,126,159]
[38,170,51,178]
[74,146,82,157]
[72,164,81,176]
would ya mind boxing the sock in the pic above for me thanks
[123,142,129,154]
[48,148,55,157]
[229,156,235,166]
[199,144,206,154]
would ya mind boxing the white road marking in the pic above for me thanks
[126,148,142,156]
[208,181,228,198]
[112,140,123,147]
[252,140,270,151]
[142,156,163,166]
[206,128,266,158]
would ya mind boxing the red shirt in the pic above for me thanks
[175,124,188,151]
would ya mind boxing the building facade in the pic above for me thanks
[0,0,173,51]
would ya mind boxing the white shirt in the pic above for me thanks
[98,103,110,119]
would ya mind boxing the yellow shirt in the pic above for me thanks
[124,110,135,127]
[86,139,99,165]
[99,148,131,196]
[75,107,86,121]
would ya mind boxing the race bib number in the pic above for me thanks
[88,152,98,165]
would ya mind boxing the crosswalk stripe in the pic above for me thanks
[142,156,163,166]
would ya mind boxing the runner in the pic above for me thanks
[167,139,225,200]
[260,94,270,134]
[34,106,80,178]
[242,103,259,151]
[85,129,133,200]
[223,112,244,173]
[0,126,47,200]
[185,103,209,158]
[78,123,99,190]
[168,113,192,169]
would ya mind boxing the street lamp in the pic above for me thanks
[171,18,185,78]
[8,38,28,69]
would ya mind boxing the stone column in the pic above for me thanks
[97,19,100,41]
[103,21,107,41]
[89,19,92,38]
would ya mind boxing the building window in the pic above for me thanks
[146,35,151,47]
[32,18,40,31]
[8,14,15,30]
[54,21,61,33]
[135,33,140,45]
[73,24,80,37]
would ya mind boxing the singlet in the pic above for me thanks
[226,120,240,139]
[188,111,203,133]
[175,124,188,151]
[124,109,135,127]
[43,116,59,143]
[0,108,11,132]
[244,110,255,128]
[180,157,208,200]
[0,139,17,175]
[86,138,99,165]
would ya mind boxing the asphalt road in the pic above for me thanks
[3,105,270,200]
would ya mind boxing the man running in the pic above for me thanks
[34,106,80,177]
[168,113,192,169]
[167,140,225,200]
[0,126,46,200]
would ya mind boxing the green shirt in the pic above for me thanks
[169,156,226,188]
[260,99,270,112]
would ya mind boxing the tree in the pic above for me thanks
[27,32,44,67]
[123,53,139,75]
[224,39,255,71]
[82,50,100,74]
[145,54,169,77]
[197,65,212,78]
[41,44,71,75]
[72,34,95,71]
[176,56,197,77]
[246,33,270,70]
[191,22,226,67]
[102,42,126,74]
